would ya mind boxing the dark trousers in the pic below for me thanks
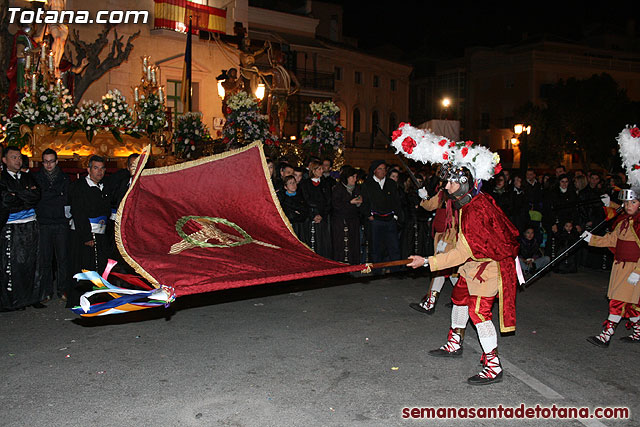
[36,223,70,298]
[370,218,400,267]
[0,221,40,310]
[67,231,109,307]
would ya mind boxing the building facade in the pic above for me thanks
[8,0,411,168]
[411,33,640,169]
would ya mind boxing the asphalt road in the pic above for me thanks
[1,267,639,426]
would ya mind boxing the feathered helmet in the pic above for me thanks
[616,125,640,201]
[390,123,502,182]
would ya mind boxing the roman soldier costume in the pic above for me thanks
[393,123,521,385]
[582,126,640,346]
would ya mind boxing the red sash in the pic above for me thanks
[614,239,640,263]
[433,208,448,233]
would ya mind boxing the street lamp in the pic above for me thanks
[255,83,265,100]
[513,123,532,171]
[441,97,451,119]
[216,70,228,99]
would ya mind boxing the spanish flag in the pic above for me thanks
[180,16,192,113]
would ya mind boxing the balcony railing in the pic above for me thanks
[295,71,335,92]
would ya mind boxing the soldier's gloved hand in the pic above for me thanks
[580,231,592,243]
[418,188,429,200]
[628,272,640,286]
[407,255,428,269]
[600,194,611,207]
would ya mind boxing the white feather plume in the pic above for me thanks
[390,123,500,181]
[617,125,640,188]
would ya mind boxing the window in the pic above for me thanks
[390,79,397,91]
[353,108,361,132]
[371,110,379,148]
[373,75,379,88]
[352,107,360,146]
[389,113,398,134]
[355,71,362,85]
[329,14,339,41]
[481,112,490,129]
[166,79,183,123]
[334,66,342,81]
[166,79,199,124]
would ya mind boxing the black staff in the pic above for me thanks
[521,206,623,289]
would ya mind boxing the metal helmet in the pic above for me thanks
[619,187,640,202]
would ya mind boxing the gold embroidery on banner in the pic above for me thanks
[169,216,280,255]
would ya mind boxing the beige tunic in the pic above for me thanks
[420,192,457,254]
[589,220,640,303]
[427,218,499,297]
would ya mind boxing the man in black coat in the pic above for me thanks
[33,148,71,301]
[543,174,578,236]
[67,155,112,307]
[0,146,42,311]
[360,160,404,268]
[522,168,542,210]
[104,153,139,268]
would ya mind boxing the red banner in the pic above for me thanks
[116,144,363,297]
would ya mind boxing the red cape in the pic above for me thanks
[460,193,520,332]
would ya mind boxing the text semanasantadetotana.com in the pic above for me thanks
[402,404,630,420]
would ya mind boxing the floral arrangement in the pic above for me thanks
[616,125,640,186]
[221,91,276,148]
[136,92,167,135]
[67,90,136,142]
[173,112,212,159]
[300,100,344,159]
[391,122,501,181]
[3,77,73,148]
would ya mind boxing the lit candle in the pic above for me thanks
[48,51,54,71]
[151,68,157,85]
[25,53,31,71]
[31,74,37,92]
[56,79,62,91]
[41,43,46,61]
[143,56,148,67]
[147,66,151,82]
[134,87,139,102]
[158,86,164,103]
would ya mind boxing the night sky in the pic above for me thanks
[338,1,637,58]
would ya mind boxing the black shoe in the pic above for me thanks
[620,336,640,343]
[467,370,503,385]
[409,302,435,315]
[428,347,463,357]
[586,336,609,347]
[31,302,47,309]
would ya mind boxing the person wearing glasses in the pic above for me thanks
[33,148,71,302]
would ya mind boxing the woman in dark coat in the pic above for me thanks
[278,175,311,246]
[299,160,332,258]
[330,166,362,264]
